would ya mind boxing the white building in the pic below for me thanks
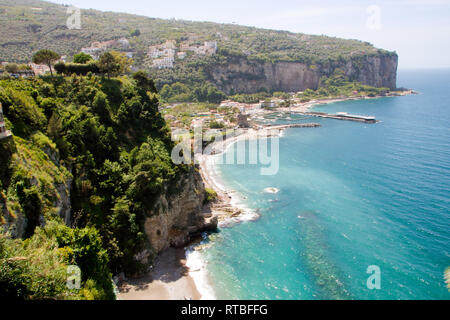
[177,52,187,60]
[149,50,164,59]
[117,38,130,49]
[164,49,176,58]
[164,40,177,50]
[29,63,50,76]
[81,47,102,59]
[152,57,174,69]
[204,41,218,51]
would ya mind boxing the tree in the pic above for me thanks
[130,29,141,37]
[97,51,132,78]
[133,71,157,93]
[32,49,60,76]
[73,52,93,64]
[210,120,225,129]
[5,63,18,73]
[109,51,133,75]
[97,52,120,78]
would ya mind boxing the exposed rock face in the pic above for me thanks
[340,54,398,90]
[144,168,218,254]
[210,59,320,94]
[44,148,72,226]
[209,53,398,94]
[54,179,72,226]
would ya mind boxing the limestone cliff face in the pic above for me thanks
[144,168,217,254]
[208,53,398,94]
[338,54,398,90]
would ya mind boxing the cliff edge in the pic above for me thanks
[209,52,398,94]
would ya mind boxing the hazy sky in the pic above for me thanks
[50,0,450,69]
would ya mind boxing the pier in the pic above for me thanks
[266,123,322,129]
[294,111,378,124]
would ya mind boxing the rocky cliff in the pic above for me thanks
[209,53,398,94]
[0,137,73,239]
[144,167,217,254]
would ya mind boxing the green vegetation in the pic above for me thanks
[161,102,238,130]
[0,0,396,93]
[0,222,114,300]
[2,63,31,73]
[159,82,226,104]
[209,121,225,129]
[54,51,132,78]
[0,0,383,64]
[0,71,189,299]
[297,69,390,102]
[204,188,218,203]
[73,52,93,64]
[32,49,60,75]
[230,92,272,104]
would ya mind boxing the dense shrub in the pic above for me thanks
[0,72,180,300]
[55,62,100,76]
[159,81,226,104]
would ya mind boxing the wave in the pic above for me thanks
[263,187,280,194]
[185,238,217,300]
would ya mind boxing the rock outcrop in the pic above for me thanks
[208,52,398,94]
[144,168,218,254]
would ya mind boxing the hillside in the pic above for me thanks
[0,0,398,92]
[0,72,217,299]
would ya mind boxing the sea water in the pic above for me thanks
[199,69,450,300]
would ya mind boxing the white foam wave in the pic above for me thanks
[185,245,217,300]
[263,187,280,194]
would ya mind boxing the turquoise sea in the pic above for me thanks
[200,69,450,300]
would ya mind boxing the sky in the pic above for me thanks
[50,0,450,69]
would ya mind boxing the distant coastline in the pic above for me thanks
[119,88,418,300]
[187,88,418,299]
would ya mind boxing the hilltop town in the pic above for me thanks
[80,36,218,70]
[146,39,217,69]
[0,34,218,77]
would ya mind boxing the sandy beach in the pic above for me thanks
[118,248,201,300]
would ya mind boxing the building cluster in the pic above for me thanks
[219,100,263,114]
[148,39,218,69]
[0,103,12,141]
[180,41,218,56]
[148,40,177,69]
[81,38,131,59]
[28,63,50,76]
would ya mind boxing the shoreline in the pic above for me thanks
[187,127,288,299]
[184,92,416,299]
[118,248,201,300]
[118,91,416,300]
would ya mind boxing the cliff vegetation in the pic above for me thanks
[0,72,194,299]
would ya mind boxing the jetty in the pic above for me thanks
[301,112,377,124]
[265,123,322,130]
